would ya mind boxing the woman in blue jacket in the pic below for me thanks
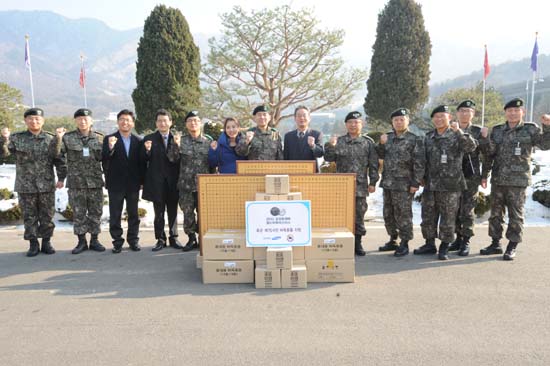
[208,117,246,173]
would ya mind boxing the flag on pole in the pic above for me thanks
[24,36,31,68]
[530,35,539,72]
[79,62,86,88]
[483,45,490,79]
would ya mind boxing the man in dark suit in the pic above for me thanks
[141,109,182,251]
[102,109,143,253]
[283,105,324,171]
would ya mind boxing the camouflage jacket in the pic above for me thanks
[235,127,283,160]
[376,130,425,192]
[424,127,477,192]
[324,133,379,197]
[60,129,104,189]
[0,130,67,193]
[167,134,212,193]
[461,124,483,187]
[479,121,550,187]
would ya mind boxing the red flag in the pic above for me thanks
[79,64,85,88]
[483,45,490,80]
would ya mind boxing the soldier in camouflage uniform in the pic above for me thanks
[0,108,67,257]
[414,105,477,260]
[479,98,550,260]
[58,108,106,254]
[167,110,212,252]
[235,105,283,160]
[376,108,425,257]
[447,100,483,257]
[324,111,379,256]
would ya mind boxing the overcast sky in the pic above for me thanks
[1,0,548,82]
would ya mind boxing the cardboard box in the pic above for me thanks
[265,175,290,194]
[266,246,293,270]
[202,260,254,284]
[305,229,354,259]
[254,246,304,261]
[284,192,303,201]
[196,253,203,269]
[255,192,288,201]
[202,230,253,260]
[306,259,355,283]
[255,265,282,289]
[281,265,307,289]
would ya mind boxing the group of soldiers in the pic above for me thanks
[1,99,550,262]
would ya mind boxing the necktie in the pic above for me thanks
[163,135,168,147]
[298,131,305,139]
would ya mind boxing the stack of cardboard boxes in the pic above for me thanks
[200,174,355,286]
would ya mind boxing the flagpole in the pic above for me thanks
[80,53,87,108]
[530,71,536,122]
[481,45,489,127]
[25,35,36,108]
[529,32,538,123]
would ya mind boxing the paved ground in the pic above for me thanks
[0,225,549,366]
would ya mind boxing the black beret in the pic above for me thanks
[430,105,450,118]
[185,110,200,121]
[23,108,44,118]
[345,111,363,123]
[252,105,270,115]
[74,108,92,118]
[390,108,409,119]
[504,98,524,110]
[456,99,476,110]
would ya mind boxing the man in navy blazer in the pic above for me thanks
[283,105,324,171]
[102,109,143,253]
[141,109,182,251]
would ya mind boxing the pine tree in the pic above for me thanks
[132,5,200,132]
[364,0,431,125]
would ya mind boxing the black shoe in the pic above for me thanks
[40,238,56,255]
[480,239,503,255]
[152,239,167,252]
[438,242,450,260]
[129,242,141,252]
[72,235,88,255]
[458,236,470,257]
[89,234,106,252]
[379,237,398,252]
[169,237,183,250]
[354,235,366,256]
[503,242,518,261]
[394,240,409,257]
[448,236,462,252]
[26,239,40,257]
[413,239,437,255]
[182,234,198,252]
[112,245,122,254]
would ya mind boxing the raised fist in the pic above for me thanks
[108,136,118,149]
[210,141,218,150]
[329,136,337,146]
[144,140,152,152]
[55,127,66,139]
[245,131,254,144]
[173,132,181,146]
[450,121,459,132]
[307,136,315,147]
[1,127,9,140]
[480,127,489,138]
[541,114,550,126]
[380,134,388,145]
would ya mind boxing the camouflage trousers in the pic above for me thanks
[19,192,55,240]
[355,196,368,236]
[68,188,103,235]
[383,190,414,241]
[455,180,479,238]
[488,185,526,243]
[420,190,461,243]
[179,191,199,236]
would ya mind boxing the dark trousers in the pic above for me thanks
[108,190,140,245]
[153,181,179,240]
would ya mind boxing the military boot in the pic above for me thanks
[458,236,470,257]
[480,238,503,255]
[89,234,106,252]
[26,239,40,257]
[40,237,56,255]
[354,235,366,256]
[394,240,409,257]
[72,234,88,254]
[182,233,198,252]
[413,238,437,255]
[503,242,518,261]
[448,235,462,252]
[438,242,450,260]
[378,235,398,252]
